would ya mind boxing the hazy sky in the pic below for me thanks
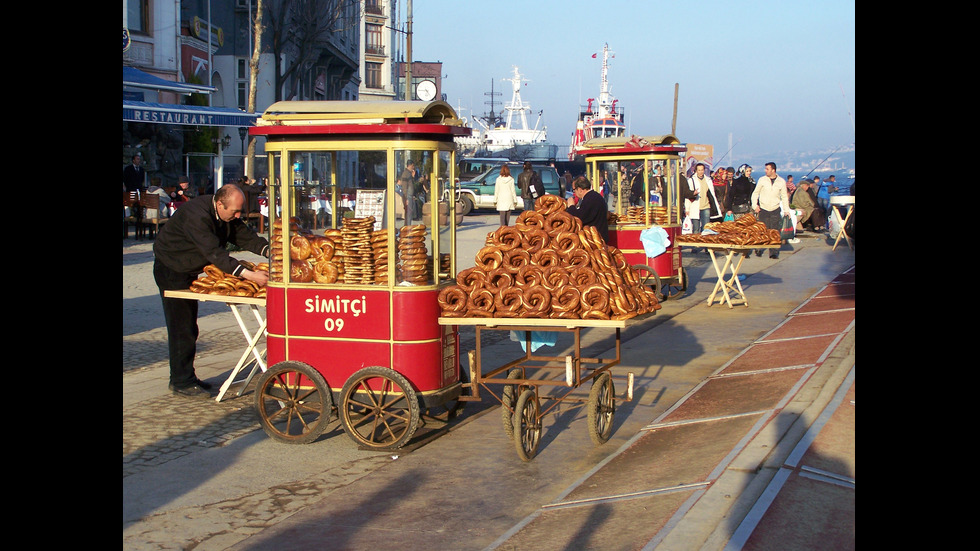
[409,0,855,157]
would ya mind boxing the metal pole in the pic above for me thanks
[207,0,213,106]
[405,0,412,100]
[671,83,678,136]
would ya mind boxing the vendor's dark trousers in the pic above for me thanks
[757,208,783,258]
[153,259,201,388]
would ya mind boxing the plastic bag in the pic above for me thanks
[640,226,671,258]
[779,215,795,240]
[723,212,734,222]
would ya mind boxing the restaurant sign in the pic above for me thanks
[123,100,258,127]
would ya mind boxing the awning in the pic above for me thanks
[123,100,259,127]
[123,66,216,95]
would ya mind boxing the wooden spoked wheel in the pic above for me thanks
[513,388,541,461]
[587,372,616,445]
[660,267,688,300]
[500,369,523,439]
[255,361,334,445]
[631,264,663,301]
[339,367,421,450]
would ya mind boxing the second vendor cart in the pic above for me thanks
[247,100,471,449]
[577,135,689,300]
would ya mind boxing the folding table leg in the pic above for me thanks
[216,303,268,402]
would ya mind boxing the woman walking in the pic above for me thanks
[493,164,518,226]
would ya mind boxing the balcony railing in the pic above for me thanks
[365,45,385,56]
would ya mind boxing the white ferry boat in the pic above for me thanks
[456,66,557,160]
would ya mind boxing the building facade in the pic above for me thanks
[124,0,455,191]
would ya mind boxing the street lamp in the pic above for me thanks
[238,126,248,152]
[212,133,231,151]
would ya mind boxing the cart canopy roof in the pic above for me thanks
[257,100,464,127]
[578,135,683,151]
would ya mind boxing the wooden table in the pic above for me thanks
[163,290,267,401]
[701,243,781,308]
[830,196,855,251]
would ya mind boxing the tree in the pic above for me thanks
[245,0,265,181]
[247,0,360,180]
[267,0,359,102]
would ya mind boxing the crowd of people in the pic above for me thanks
[681,161,853,259]
[124,155,265,226]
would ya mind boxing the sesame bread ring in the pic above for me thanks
[290,235,312,261]
[290,260,314,283]
[522,285,552,317]
[455,266,488,292]
[492,226,523,251]
[438,286,469,316]
[503,248,532,272]
[521,229,550,255]
[313,261,339,284]
[203,264,224,279]
[515,209,546,232]
[475,246,505,270]
[534,194,566,216]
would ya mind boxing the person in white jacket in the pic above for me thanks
[493,164,519,227]
[751,162,791,258]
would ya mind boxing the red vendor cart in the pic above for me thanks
[578,135,689,299]
[248,101,471,449]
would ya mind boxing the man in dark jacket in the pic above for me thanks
[566,176,609,242]
[123,153,146,192]
[517,161,543,211]
[152,185,270,397]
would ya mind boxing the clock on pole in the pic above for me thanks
[415,80,437,101]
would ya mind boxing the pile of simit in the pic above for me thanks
[439,195,661,321]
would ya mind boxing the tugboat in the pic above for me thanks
[568,43,627,160]
[455,66,558,161]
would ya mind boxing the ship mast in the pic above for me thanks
[596,43,615,119]
[503,66,535,132]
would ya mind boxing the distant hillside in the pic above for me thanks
[728,146,855,178]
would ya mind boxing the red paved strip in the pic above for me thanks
[765,310,853,341]
[721,335,838,374]
[661,369,810,423]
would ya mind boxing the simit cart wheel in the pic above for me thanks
[631,264,663,301]
[587,372,616,445]
[340,367,421,450]
[255,361,334,445]
[501,369,523,439]
[513,388,542,462]
[661,267,689,300]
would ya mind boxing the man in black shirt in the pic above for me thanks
[153,185,270,397]
[566,176,609,243]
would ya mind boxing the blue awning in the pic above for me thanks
[124,100,259,127]
[123,66,216,95]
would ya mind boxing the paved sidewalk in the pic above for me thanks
[124,223,854,550]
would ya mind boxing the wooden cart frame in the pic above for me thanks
[441,316,642,461]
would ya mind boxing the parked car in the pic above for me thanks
[454,163,563,215]
[457,157,508,182]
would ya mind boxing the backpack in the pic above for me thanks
[529,172,545,199]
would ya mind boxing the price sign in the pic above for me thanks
[354,189,386,230]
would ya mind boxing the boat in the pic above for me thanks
[568,43,627,160]
[455,66,559,161]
